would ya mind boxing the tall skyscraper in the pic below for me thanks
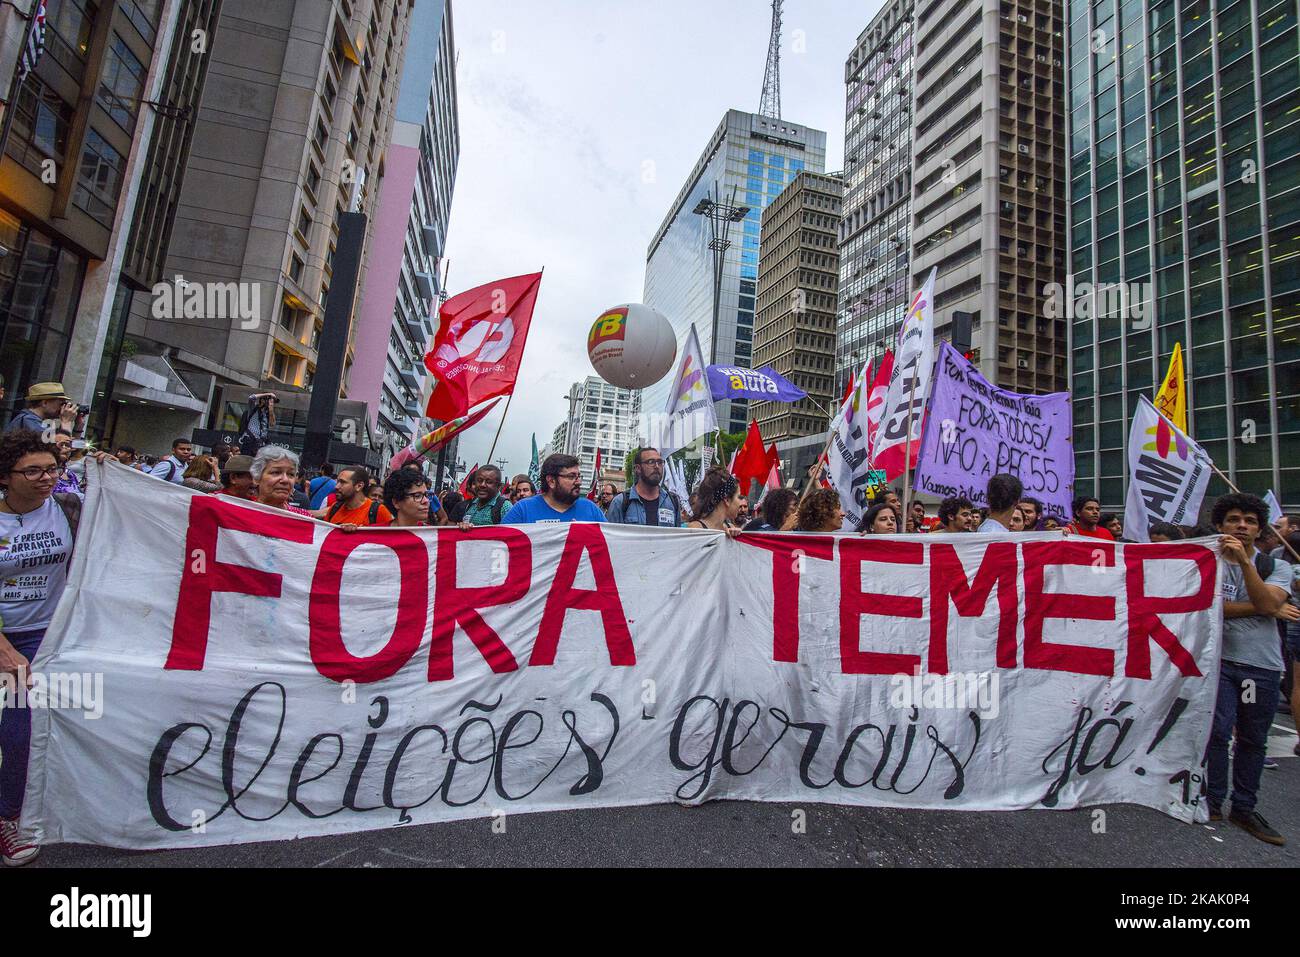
[643,110,826,434]
[117,0,412,455]
[841,0,1068,396]
[752,170,842,444]
[1067,0,1300,507]
[352,0,459,466]
[837,0,914,398]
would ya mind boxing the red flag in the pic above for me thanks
[763,443,781,491]
[730,421,770,496]
[424,272,543,421]
[587,448,604,500]
[864,349,894,463]
[839,368,857,409]
[458,463,479,500]
[389,398,502,470]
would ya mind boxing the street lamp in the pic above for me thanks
[693,185,750,366]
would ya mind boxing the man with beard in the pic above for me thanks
[505,453,606,524]
[605,447,683,527]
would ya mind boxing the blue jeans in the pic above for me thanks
[1206,659,1281,814]
[0,628,44,820]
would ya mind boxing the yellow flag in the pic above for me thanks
[1155,342,1187,433]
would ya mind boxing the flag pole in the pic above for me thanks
[1205,461,1300,565]
[484,390,514,467]
[801,433,836,501]
[900,365,919,529]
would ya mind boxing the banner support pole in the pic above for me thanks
[900,366,919,529]
[1206,460,1300,565]
[485,390,515,468]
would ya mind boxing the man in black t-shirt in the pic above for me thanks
[606,447,682,527]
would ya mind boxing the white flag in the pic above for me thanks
[1264,490,1284,525]
[663,455,689,503]
[1124,395,1213,542]
[657,323,718,457]
[825,369,875,531]
[873,268,937,481]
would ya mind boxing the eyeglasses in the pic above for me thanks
[556,471,582,481]
[639,458,665,466]
[404,492,430,501]
[12,466,61,480]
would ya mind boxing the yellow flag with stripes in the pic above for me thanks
[1155,342,1187,434]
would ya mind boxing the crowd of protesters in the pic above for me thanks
[1,380,1297,862]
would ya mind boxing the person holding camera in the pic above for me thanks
[5,382,82,436]
[238,392,278,456]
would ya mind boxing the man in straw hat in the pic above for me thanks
[5,382,74,435]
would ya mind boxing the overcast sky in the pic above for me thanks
[442,0,882,478]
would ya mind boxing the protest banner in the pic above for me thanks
[914,343,1074,518]
[24,463,1223,850]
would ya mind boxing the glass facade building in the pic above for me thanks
[1067,0,1300,507]
[644,110,826,434]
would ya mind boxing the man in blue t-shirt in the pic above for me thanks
[504,453,606,524]
[309,463,337,509]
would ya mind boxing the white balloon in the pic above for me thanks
[586,303,677,390]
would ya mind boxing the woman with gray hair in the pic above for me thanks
[250,445,310,515]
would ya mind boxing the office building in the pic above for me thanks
[844,0,1068,395]
[643,109,827,434]
[1067,0,1300,507]
[0,0,210,434]
[752,170,842,444]
[113,0,412,455]
[836,0,914,397]
[352,0,459,467]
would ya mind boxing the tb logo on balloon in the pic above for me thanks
[589,308,628,348]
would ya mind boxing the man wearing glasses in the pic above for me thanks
[505,454,606,524]
[605,447,683,527]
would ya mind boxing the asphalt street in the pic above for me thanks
[28,717,1299,869]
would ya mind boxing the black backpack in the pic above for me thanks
[326,498,382,525]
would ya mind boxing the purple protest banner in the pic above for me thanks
[914,342,1074,520]
[706,364,807,403]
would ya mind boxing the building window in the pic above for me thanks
[0,217,84,427]
[72,129,125,226]
[296,207,312,243]
[97,34,146,131]
[289,253,304,285]
[5,76,73,176]
[44,0,95,79]
[305,160,321,200]
[121,0,162,45]
[270,348,294,383]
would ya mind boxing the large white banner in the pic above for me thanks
[23,464,1224,849]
